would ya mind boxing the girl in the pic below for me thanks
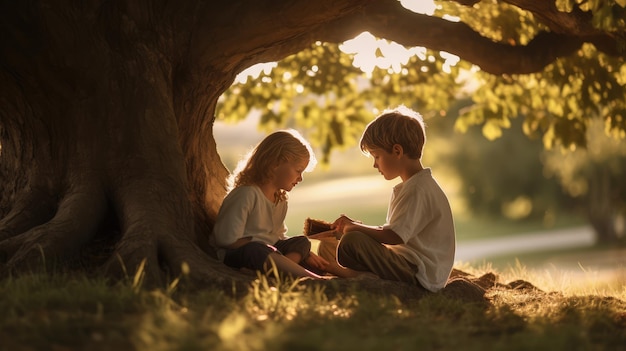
[213,129,329,278]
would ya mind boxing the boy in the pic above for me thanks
[319,106,455,292]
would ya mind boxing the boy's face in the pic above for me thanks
[367,147,401,180]
[272,158,308,192]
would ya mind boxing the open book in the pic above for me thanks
[303,218,336,239]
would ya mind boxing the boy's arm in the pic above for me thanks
[339,221,404,245]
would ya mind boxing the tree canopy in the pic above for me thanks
[219,0,626,162]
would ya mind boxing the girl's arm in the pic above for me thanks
[224,236,253,249]
[304,252,329,271]
[214,187,256,248]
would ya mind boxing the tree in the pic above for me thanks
[439,103,571,222]
[543,119,626,243]
[1,0,624,289]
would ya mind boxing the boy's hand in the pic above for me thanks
[305,252,329,271]
[331,214,361,237]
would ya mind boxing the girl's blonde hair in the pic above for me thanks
[360,105,426,159]
[228,129,317,201]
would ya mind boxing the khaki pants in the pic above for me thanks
[317,236,340,262]
[318,231,419,285]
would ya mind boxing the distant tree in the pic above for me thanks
[434,104,570,223]
[543,119,626,243]
[1,0,624,286]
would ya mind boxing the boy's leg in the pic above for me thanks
[317,237,361,278]
[317,237,338,261]
[337,231,419,285]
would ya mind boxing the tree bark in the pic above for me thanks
[0,0,232,285]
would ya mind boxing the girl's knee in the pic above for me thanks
[293,236,312,251]
[290,236,311,259]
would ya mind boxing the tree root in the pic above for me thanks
[0,181,107,275]
[0,187,57,241]
[98,226,253,294]
[0,170,250,293]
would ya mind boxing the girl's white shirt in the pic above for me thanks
[213,185,288,252]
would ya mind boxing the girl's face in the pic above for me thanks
[272,158,309,192]
[368,147,401,180]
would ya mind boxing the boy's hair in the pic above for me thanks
[359,105,426,159]
[229,129,317,196]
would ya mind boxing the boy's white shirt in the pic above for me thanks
[382,168,456,292]
[213,185,288,260]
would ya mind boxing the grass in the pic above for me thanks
[452,213,588,241]
[470,244,626,296]
[481,244,621,269]
[1,261,625,351]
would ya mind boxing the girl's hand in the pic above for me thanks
[305,252,329,271]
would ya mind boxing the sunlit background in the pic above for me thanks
[216,0,626,286]
[214,112,626,288]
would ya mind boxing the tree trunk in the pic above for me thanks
[587,164,621,244]
[0,0,239,287]
[0,0,373,288]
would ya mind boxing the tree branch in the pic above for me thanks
[314,0,621,75]
[500,0,625,56]
[319,0,583,74]
[183,0,623,77]
[501,0,596,35]
[181,0,375,73]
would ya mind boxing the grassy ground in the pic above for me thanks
[2,168,620,350]
[471,244,626,296]
[1,258,625,351]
